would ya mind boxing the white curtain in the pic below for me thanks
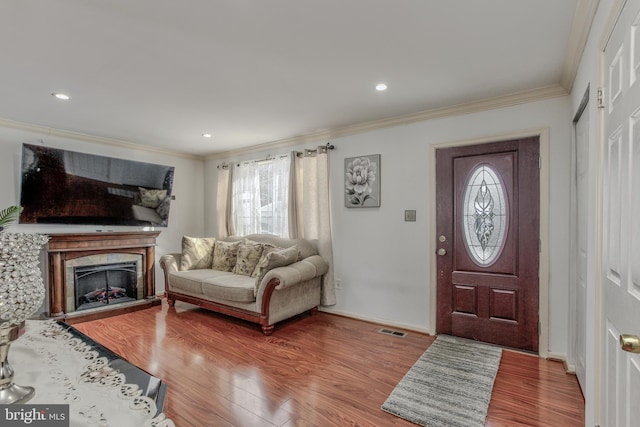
[231,156,290,237]
[290,147,336,306]
[215,166,232,238]
[266,157,290,237]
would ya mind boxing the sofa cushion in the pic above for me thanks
[232,240,264,276]
[212,240,241,271]
[180,236,216,270]
[202,274,256,302]
[253,245,299,295]
[168,269,220,294]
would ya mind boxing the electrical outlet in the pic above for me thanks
[335,279,342,289]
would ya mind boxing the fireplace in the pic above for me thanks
[73,261,140,311]
[64,253,144,314]
[46,231,161,322]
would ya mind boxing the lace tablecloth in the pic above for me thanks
[10,320,174,427]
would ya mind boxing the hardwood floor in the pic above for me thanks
[73,300,584,426]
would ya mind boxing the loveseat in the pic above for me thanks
[159,234,328,335]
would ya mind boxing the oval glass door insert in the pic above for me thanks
[462,164,509,266]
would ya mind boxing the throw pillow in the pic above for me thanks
[139,187,167,208]
[212,240,241,272]
[180,236,216,270]
[233,240,264,276]
[253,245,299,295]
[251,244,282,278]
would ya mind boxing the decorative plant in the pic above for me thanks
[0,205,23,232]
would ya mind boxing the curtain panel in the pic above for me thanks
[215,166,232,238]
[290,146,336,306]
[231,156,290,237]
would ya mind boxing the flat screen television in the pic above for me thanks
[19,144,175,227]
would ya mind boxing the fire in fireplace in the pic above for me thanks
[74,262,138,311]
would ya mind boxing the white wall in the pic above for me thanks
[205,95,573,354]
[0,126,206,293]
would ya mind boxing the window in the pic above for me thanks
[462,164,508,266]
[231,156,290,237]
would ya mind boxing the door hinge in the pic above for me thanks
[539,239,541,253]
[597,87,605,109]
[538,154,542,169]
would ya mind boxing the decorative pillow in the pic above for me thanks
[180,236,216,270]
[253,245,299,295]
[139,187,167,208]
[155,196,171,219]
[233,240,264,276]
[251,244,282,278]
[212,240,241,272]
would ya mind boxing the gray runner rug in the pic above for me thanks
[381,334,502,427]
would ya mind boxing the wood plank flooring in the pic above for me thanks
[73,300,584,426]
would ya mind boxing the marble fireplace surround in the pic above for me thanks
[46,231,161,321]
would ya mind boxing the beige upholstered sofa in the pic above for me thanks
[159,234,328,335]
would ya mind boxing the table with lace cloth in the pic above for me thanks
[10,320,174,427]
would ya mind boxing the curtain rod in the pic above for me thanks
[217,142,335,169]
[217,154,288,169]
[294,142,337,157]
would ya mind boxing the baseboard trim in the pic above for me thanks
[547,352,577,374]
[318,308,431,335]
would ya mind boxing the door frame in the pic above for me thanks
[569,85,590,389]
[427,128,550,357]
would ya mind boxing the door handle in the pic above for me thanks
[437,248,447,256]
[620,334,640,353]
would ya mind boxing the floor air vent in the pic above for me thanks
[378,328,407,338]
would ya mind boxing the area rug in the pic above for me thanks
[381,334,502,427]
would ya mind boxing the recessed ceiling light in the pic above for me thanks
[51,92,71,100]
[202,133,212,138]
[375,83,387,91]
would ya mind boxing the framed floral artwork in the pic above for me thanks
[344,154,380,208]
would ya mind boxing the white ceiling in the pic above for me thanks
[0,1,584,157]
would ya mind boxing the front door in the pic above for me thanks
[436,137,540,352]
[601,0,640,424]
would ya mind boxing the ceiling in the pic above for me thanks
[0,1,587,157]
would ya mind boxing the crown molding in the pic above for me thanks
[0,117,202,160]
[206,84,568,160]
[0,82,568,163]
[560,0,600,92]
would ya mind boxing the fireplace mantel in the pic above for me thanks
[47,231,161,321]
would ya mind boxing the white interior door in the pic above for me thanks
[571,92,589,392]
[602,0,640,425]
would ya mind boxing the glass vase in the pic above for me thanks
[0,233,49,404]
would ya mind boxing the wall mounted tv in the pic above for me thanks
[19,144,175,227]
